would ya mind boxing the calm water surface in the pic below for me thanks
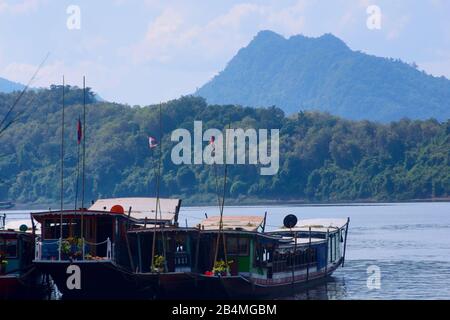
[4,202,450,300]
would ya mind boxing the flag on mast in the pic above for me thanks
[149,136,158,149]
[209,135,216,149]
[77,117,82,145]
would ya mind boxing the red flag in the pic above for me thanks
[209,135,216,150]
[77,117,82,145]
[149,136,158,149]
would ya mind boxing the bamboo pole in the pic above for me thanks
[137,232,142,273]
[325,228,329,276]
[125,206,135,272]
[80,76,86,242]
[307,226,311,281]
[342,217,350,267]
[58,77,65,261]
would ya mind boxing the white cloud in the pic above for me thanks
[1,59,122,92]
[125,1,311,64]
[126,7,188,63]
[386,15,410,40]
[0,0,44,15]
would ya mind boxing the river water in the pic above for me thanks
[4,202,450,300]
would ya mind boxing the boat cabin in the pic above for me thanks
[270,218,349,268]
[197,216,266,276]
[0,218,34,276]
[195,216,349,284]
[32,197,182,267]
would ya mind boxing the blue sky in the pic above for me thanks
[0,0,449,105]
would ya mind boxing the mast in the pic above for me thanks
[342,217,350,267]
[151,103,164,271]
[213,123,230,269]
[81,77,86,241]
[58,76,65,261]
[74,115,81,210]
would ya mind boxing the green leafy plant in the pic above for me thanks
[60,237,83,259]
[213,260,234,276]
[152,255,165,272]
[0,252,8,274]
[60,240,71,255]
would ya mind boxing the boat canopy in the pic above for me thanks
[273,218,348,233]
[31,209,137,224]
[2,219,36,233]
[89,197,181,224]
[201,216,264,232]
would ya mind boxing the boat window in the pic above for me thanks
[0,239,18,258]
[227,237,249,256]
[43,218,71,239]
[254,243,272,266]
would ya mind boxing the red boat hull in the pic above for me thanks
[0,275,22,299]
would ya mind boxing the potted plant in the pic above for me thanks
[60,240,71,260]
[212,260,233,276]
[0,252,7,274]
[151,255,165,273]
[61,237,84,260]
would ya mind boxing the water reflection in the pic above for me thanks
[280,276,348,300]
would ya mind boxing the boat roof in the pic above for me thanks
[31,209,137,221]
[273,218,348,233]
[278,237,327,247]
[2,219,36,233]
[89,197,181,222]
[200,216,264,232]
[31,198,182,225]
[1,220,34,237]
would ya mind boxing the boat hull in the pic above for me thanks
[206,259,344,300]
[0,269,47,300]
[34,261,159,300]
[157,272,227,300]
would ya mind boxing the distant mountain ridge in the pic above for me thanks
[0,77,25,93]
[196,30,450,122]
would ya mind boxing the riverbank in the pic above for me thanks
[5,196,450,211]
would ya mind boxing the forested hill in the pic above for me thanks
[0,86,449,205]
[196,30,450,122]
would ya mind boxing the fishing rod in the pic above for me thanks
[0,53,50,137]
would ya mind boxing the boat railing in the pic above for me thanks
[272,260,317,273]
[34,237,114,262]
[174,251,190,266]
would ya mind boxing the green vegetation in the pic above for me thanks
[0,86,449,205]
[196,31,450,122]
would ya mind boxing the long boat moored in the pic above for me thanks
[31,197,182,299]
[1,215,47,300]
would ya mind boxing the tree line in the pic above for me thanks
[0,86,449,205]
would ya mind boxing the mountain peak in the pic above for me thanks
[317,33,349,49]
[196,30,450,122]
[254,30,285,41]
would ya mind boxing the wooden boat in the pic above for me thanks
[31,197,182,300]
[186,215,350,299]
[31,196,349,300]
[0,216,48,300]
[140,214,349,300]
[214,219,349,299]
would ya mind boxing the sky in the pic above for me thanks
[0,0,449,106]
